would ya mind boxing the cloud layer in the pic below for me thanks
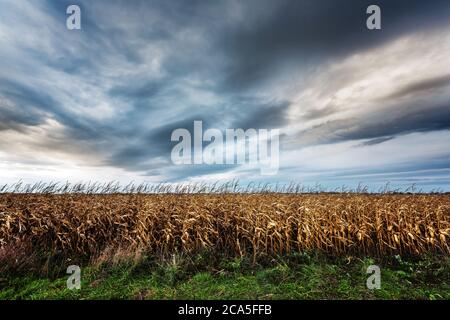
[1,0,450,190]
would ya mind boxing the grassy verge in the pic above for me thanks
[1,252,448,300]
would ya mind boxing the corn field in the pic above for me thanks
[0,193,449,264]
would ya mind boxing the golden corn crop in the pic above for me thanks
[0,194,448,259]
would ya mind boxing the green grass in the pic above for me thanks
[1,253,449,300]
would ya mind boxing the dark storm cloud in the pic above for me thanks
[0,79,72,136]
[293,103,450,147]
[359,136,394,146]
[0,101,44,132]
[233,100,291,129]
[109,79,166,100]
[382,74,450,100]
[0,79,56,123]
[106,115,220,171]
[0,78,104,137]
[0,107,41,132]
[220,0,450,91]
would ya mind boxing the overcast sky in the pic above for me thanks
[1,0,450,190]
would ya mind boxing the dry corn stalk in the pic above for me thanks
[0,194,448,259]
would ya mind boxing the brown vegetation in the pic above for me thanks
[1,193,448,269]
